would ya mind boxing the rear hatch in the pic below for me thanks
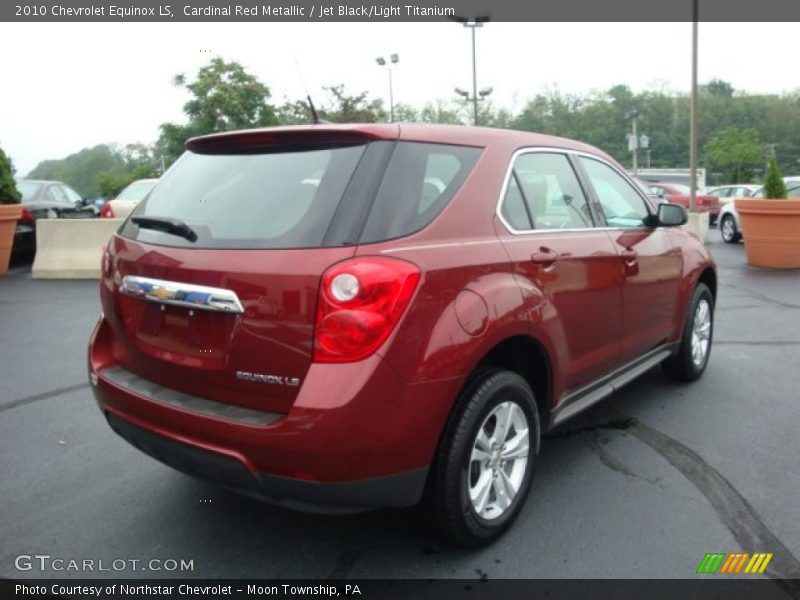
[102,129,394,414]
[100,127,482,415]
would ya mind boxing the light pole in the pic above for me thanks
[452,15,490,125]
[626,109,640,174]
[689,0,699,210]
[375,53,399,122]
[455,86,493,125]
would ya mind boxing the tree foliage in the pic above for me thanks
[156,57,279,165]
[28,145,127,197]
[0,145,21,205]
[319,85,386,123]
[704,128,763,183]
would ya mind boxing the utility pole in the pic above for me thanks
[689,0,699,210]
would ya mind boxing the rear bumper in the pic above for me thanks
[89,317,460,511]
[106,412,427,514]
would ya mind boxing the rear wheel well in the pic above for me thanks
[698,267,717,302]
[473,336,552,429]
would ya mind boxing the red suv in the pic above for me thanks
[89,125,716,547]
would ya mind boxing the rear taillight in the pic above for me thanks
[20,207,34,223]
[313,257,421,363]
[100,202,114,218]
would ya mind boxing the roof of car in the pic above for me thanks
[187,123,615,163]
[16,179,61,185]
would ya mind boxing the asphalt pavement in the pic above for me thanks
[1,236,799,582]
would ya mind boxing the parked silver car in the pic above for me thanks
[719,179,800,243]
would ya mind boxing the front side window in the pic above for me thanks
[579,157,651,228]
[500,152,593,231]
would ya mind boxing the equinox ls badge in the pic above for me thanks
[236,371,300,387]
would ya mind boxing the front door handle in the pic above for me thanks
[531,247,559,267]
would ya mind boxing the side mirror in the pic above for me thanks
[656,202,688,227]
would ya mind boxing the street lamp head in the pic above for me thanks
[450,14,490,26]
[454,88,469,98]
[375,57,386,66]
[479,87,493,98]
[390,53,399,64]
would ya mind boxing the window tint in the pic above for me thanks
[122,145,365,249]
[359,142,481,243]
[62,186,82,204]
[17,181,42,203]
[579,157,650,228]
[47,185,69,204]
[500,175,533,230]
[501,152,593,231]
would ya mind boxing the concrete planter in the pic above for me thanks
[0,204,23,275]
[734,198,800,269]
[681,211,709,243]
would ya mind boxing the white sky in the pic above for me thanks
[1,21,798,175]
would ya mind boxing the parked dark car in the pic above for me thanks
[89,124,716,547]
[13,179,94,255]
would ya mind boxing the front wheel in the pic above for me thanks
[720,214,741,243]
[427,370,540,547]
[662,283,714,382]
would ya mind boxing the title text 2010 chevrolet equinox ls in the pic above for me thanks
[89,124,716,547]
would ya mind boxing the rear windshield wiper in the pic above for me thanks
[132,216,198,243]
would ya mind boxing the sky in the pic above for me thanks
[1,21,798,175]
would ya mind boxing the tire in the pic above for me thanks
[427,369,540,548]
[662,283,714,382]
[720,214,741,244]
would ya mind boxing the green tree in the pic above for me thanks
[763,155,787,198]
[28,144,127,197]
[704,128,763,183]
[319,84,386,123]
[275,99,315,125]
[156,57,279,165]
[0,146,21,204]
[95,163,155,199]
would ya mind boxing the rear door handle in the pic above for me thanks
[531,247,559,266]
[620,248,638,264]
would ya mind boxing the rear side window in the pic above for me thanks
[359,143,481,243]
[500,152,593,231]
[122,145,365,249]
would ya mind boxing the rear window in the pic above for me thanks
[120,141,481,249]
[17,181,42,203]
[122,145,366,249]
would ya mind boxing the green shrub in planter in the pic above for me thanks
[0,146,21,205]
[763,156,787,199]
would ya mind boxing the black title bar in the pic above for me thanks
[3,0,800,22]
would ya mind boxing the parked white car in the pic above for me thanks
[101,179,158,220]
[719,179,800,243]
[704,184,761,206]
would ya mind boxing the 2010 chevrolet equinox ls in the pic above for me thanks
[89,124,715,547]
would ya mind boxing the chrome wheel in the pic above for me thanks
[691,298,712,366]
[721,216,736,242]
[468,401,529,520]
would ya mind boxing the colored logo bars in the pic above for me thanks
[696,552,773,574]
